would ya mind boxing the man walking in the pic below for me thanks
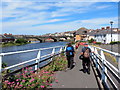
[80,43,91,74]
[66,43,75,70]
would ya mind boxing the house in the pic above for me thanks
[75,27,88,41]
[94,28,120,44]
[87,30,96,40]
[1,34,15,42]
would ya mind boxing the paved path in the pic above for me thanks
[52,47,99,88]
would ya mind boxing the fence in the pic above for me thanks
[0,46,66,78]
[90,45,120,89]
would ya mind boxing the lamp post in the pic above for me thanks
[110,21,113,51]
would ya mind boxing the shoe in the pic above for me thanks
[87,71,90,74]
[83,69,86,73]
[66,68,70,71]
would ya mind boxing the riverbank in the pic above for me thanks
[1,42,30,47]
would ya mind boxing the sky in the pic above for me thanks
[1,0,119,35]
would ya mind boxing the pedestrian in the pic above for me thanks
[75,42,79,50]
[80,43,91,74]
[66,43,75,70]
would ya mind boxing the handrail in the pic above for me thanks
[0,46,66,76]
[91,46,120,57]
[90,45,120,89]
[0,46,63,56]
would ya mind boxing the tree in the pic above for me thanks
[15,38,27,43]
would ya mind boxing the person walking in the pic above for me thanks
[66,43,75,70]
[80,43,91,74]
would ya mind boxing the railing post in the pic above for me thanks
[59,47,63,53]
[0,55,2,87]
[92,47,96,63]
[91,47,96,64]
[95,48,99,69]
[116,55,120,82]
[59,47,63,56]
[51,48,55,61]
[0,55,2,74]
[52,48,55,55]
[64,46,66,55]
[35,50,41,71]
[101,50,107,85]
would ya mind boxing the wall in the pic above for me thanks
[75,35,81,41]
[95,34,119,44]
[106,34,119,44]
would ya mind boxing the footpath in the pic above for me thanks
[52,46,99,88]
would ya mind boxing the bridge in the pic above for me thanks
[23,35,74,42]
[0,45,120,89]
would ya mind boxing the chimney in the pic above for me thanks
[101,27,105,30]
[106,26,110,30]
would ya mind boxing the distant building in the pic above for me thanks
[1,33,15,42]
[75,28,88,41]
[87,30,96,40]
[94,29,120,44]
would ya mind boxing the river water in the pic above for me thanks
[1,42,68,67]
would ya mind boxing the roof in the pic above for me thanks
[94,29,119,35]
[87,30,96,36]
[76,28,88,35]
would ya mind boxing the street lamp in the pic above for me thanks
[110,21,113,51]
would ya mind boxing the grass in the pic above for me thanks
[1,42,30,47]
[91,44,118,64]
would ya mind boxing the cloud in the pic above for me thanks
[2,0,119,2]
[2,17,118,35]
[80,17,118,25]
[1,1,118,35]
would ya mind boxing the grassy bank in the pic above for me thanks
[1,38,31,47]
[1,42,30,47]
[2,53,67,89]
[91,45,117,64]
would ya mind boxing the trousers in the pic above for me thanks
[66,56,74,69]
[82,57,90,72]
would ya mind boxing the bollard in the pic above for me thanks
[35,50,41,71]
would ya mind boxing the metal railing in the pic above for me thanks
[0,46,66,77]
[90,45,120,89]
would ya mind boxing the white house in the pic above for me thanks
[94,29,120,44]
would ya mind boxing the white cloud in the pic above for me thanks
[80,17,118,25]
[95,5,112,9]
[2,0,119,2]
[1,1,118,35]
[2,17,118,35]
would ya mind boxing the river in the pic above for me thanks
[1,42,68,67]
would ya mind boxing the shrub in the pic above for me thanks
[110,41,120,44]
[95,42,101,44]
[88,38,95,43]
[15,38,27,44]
[2,54,67,89]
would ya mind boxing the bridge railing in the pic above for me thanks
[90,45,120,89]
[0,46,66,78]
